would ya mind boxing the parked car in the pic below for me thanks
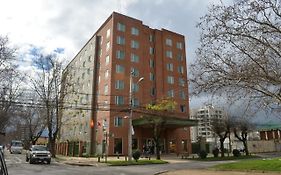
[26,145,51,164]
[10,140,23,154]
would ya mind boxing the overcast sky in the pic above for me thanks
[0,0,233,108]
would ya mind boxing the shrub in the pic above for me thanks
[232,149,241,157]
[132,150,141,162]
[212,148,219,158]
[198,150,207,159]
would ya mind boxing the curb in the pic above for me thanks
[154,170,168,175]
[64,162,95,166]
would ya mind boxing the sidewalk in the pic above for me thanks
[161,170,281,175]
[55,154,191,166]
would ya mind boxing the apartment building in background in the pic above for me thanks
[190,105,227,143]
[57,12,195,156]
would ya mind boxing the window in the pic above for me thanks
[131,40,139,49]
[131,67,139,77]
[167,90,174,97]
[90,43,93,50]
[132,83,139,92]
[149,34,154,42]
[114,117,123,127]
[105,55,110,65]
[177,42,183,49]
[116,50,125,59]
[117,36,125,45]
[132,98,140,107]
[149,47,154,55]
[177,53,183,61]
[178,66,184,74]
[88,55,92,62]
[83,61,86,67]
[99,36,103,45]
[149,59,154,68]
[87,68,91,75]
[98,49,102,57]
[179,90,186,99]
[116,65,125,73]
[106,41,110,51]
[166,50,172,58]
[117,22,125,32]
[150,73,155,81]
[82,73,85,79]
[85,94,89,102]
[105,69,109,78]
[179,78,185,87]
[115,80,125,90]
[115,96,124,105]
[167,76,174,84]
[166,38,172,46]
[131,27,139,35]
[150,87,156,96]
[167,63,173,71]
[104,100,109,109]
[106,29,111,38]
[104,84,108,95]
[131,53,139,63]
[114,138,122,154]
[180,105,186,112]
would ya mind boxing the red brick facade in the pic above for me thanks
[59,12,191,156]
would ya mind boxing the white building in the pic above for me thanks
[190,105,226,143]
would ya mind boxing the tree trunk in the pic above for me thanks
[50,138,56,158]
[155,138,161,160]
[242,139,249,156]
[220,138,225,158]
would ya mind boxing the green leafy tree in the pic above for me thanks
[144,99,177,160]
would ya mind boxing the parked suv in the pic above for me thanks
[10,140,23,154]
[26,145,51,164]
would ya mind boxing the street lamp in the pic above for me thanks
[128,72,144,161]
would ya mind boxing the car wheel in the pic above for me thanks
[29,157,34,164]
[47,160,51,164]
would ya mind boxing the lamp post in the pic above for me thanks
[128,72,144,161]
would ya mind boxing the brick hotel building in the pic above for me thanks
[58,12,196,156]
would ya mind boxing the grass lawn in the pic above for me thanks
[213,157,281,172]
[189,155,259,161]
[106,159,168,166]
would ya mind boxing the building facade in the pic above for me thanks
[58,12,192,156]
[190,105,226,143]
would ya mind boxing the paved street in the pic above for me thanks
[6,150,281,175]
[4,150,229,175]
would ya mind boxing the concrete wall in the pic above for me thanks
[248,140,281,153]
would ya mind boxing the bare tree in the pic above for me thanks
[233,118,254,156]
[211,117,234,157]
[30,52,69,157]
[20,106,46,146]
[0,36,21,134]
[190,0,281,112]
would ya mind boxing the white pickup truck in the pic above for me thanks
[26,145,51,164]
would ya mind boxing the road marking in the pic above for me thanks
[15,156,22,163]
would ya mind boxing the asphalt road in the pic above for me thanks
[4,151,231,175]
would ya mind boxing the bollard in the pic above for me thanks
[98,156,100,162]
